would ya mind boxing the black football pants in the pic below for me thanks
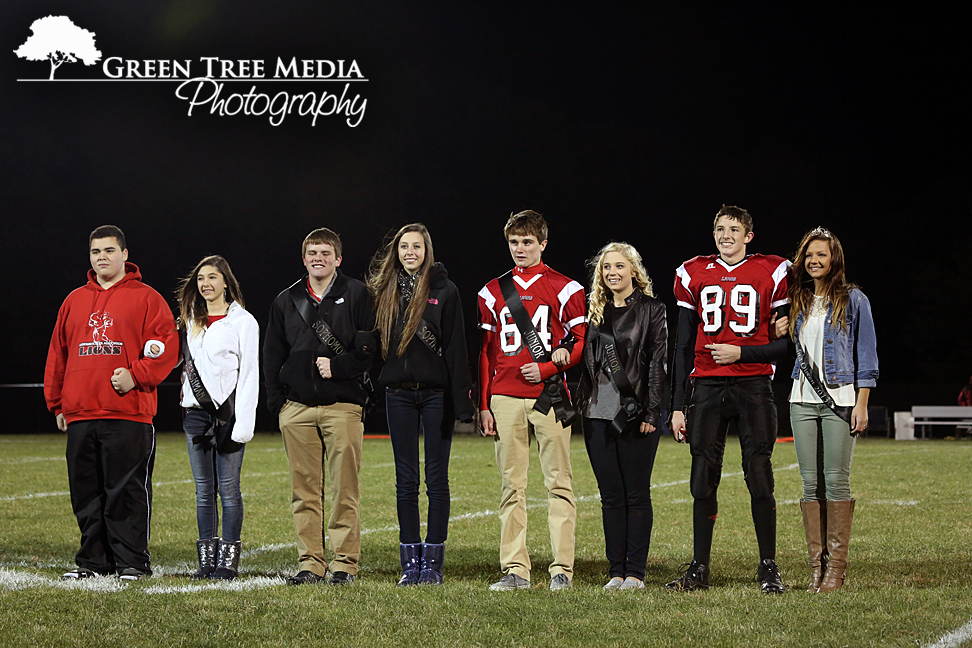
[687,376,778,562]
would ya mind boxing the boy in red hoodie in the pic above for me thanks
[45,225,178,581]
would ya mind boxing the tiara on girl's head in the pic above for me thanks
[810,226,831,238]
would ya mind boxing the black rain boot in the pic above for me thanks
[210,540,241,581]
[418,543,444,585]
[192,538,218,580]
[397,543,422,587]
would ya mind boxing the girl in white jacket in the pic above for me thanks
[176,255,259,580]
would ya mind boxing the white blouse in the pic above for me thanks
[789,296,856,406]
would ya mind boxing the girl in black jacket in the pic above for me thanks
[367,223,474,586]
[577,241,668,590]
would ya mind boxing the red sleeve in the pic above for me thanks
[538,281,587,380]
[673,262,695,308]
[128,289,179,390]
[770,259,790,307]
[477,286,498,410]
[43,296,71,415]
[478,329,496,410]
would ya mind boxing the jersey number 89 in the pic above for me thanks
[499,305,552,355]
[699,284,760,337]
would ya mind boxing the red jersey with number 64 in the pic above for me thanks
[673,254,789,378]
[478,262,587,401]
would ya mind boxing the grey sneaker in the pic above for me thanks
[549,573,572,591]
[603,576,624,590]
[619,576,645,590]
[489,573,530,591]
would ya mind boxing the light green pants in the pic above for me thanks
[790,402,856,501]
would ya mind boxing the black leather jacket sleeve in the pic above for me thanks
[641,299,669,427]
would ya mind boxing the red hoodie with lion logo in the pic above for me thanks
[45,263,178,424]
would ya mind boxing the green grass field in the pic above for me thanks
[1,432,970,647]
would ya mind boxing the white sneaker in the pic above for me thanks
[603,577,624,590]
[619,576,645,590]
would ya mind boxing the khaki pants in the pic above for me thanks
[279,400,363,576]
[491,394,576,580]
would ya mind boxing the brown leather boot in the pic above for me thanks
[800,500,827,592]
[818,499,855,593]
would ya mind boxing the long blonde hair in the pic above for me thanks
[367,224,435,359]
[586,242,654,327]
[788,226,856,338]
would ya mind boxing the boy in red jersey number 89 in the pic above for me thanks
[666,206,790,594]
[478,210,587,591]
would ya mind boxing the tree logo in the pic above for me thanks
[13,16,102,80]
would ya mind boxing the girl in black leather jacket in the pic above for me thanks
[576,241,668,590]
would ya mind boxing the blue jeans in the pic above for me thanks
[183,408,245,542]
[385,387,454,544]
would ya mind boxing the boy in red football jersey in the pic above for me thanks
[666,205,790,594]
[45,225,178,581]
[478,210,587,591]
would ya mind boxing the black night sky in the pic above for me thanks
[2,2,970,433]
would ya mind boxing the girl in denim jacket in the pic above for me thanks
[776,227,877,594]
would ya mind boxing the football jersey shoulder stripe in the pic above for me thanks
[556,280,584,319]
[478,283,498,322]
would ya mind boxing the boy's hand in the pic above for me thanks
[704,344,741,365]
[111,368,135,394]
[670,410,687,443]
[479,410,496,436]
[520,362,542,383]
[316,357,332,379]
[551,347,570,368]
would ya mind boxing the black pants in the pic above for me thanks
[584,417,661,581]
[687,376,778,562]
[65,419,156,574]
[385,387,454,544]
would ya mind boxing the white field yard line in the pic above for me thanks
[0,471,291,502]
[925,618,972,648]
[0,456,65,465]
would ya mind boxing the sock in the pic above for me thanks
[752,499,777,561]
[693,496,718,565]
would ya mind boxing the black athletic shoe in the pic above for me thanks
[329,571,355,585]
[62,568,98,581]
[286,570,325,586]
[665,561,710,591]
[757,558,785,594]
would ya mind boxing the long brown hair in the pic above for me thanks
[367,224,435,359]
[788,227,855,338]
[586,241,654,327]
[176,255,245,335]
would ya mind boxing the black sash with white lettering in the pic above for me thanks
[599,303,643,436]
[180,328,241,453]
[794,340,854,427]
[498,272,576,427]
[415,319,442,356]
[289,279,375,418]
[290,281,348,358]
